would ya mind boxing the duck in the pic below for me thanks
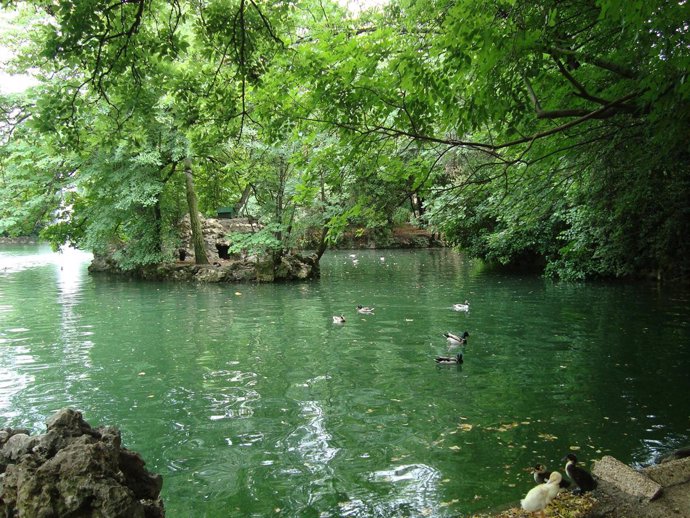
[356,305,375,314]
[332,315,346,324]
[520,471,562,517]
[452,300,470,312]
[562,453,597,493]
[444,331,469,345]
[533,464,571,488]
[435,353,463,365]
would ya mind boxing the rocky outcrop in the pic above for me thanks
[0,409,164,518]
[0,236,38,244]
[177,214,261,264]
[122,252,320,283]
[89,215,320,282]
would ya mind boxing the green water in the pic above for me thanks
[1,244,689,517]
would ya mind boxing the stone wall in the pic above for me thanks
[177,214,261,263]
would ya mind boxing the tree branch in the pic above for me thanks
[550,46,636,79]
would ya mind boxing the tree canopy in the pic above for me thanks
[1,0,688,280]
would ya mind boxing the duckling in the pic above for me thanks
[444,331,469,345]
[562,453,596,493]
[332,315,346,324]
[452,300,470,312]
[521,471,562,517]
[533,464,571,488]
[356,305,375,314]
[435,353,463,365]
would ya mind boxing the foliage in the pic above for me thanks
[1,0,688,279]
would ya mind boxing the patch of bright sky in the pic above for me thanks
[0,9,38,94]
[338,0,389,15]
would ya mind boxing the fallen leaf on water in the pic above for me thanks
[538,432,558,441]
[487,422,520,432]
[458,423,474,432]
[449,445,461,451]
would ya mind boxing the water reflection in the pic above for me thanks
[285,399,339,469]
[366,463,443,516]
[1,247,689,517]
[0,244,93,426]
[56,248,95,374]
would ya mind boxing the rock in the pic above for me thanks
[0,408,164,517]
[643,457,690,487]
[1,433,37,462]
[593,455,663,501]
[659,447,690,464]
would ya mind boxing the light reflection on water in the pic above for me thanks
[1,244,689,516]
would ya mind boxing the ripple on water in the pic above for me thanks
[2,248,690,517]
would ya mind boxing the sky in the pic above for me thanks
[0,10,38,94]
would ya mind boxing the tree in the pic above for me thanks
[0,0,290,267]
[269,0,690,279]
[2,0,688,279]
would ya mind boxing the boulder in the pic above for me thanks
[593,455,663,501]
[0,408,164,517]
[643,456,690,487]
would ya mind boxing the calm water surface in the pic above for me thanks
[1,244,689,516]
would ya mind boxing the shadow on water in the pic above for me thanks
[1,246,689,516]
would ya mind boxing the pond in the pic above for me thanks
[1,244,689,516]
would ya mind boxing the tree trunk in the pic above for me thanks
[235,183,252,215]
[316,170,328,261]
[184,157,209,265]
[153,199,162,254]
[316,226,328,261]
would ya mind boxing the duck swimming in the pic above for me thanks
[356,305,375,314]
[562,453,596,493]
[452,300,470,312]
[435,353,463,365]
[444,331,469,345]
[332,315,346,324]
[533,464,571,488]
[521,471,562,517]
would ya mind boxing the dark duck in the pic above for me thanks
[533,464,571,488]
[562,453,597,493]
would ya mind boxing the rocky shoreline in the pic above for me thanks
[2,409,688,517]
[0,409,164,517]
[472,451,690,518]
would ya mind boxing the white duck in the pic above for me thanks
[332,315,346,324]
[452,300,470,312]
[520,471,562,518]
